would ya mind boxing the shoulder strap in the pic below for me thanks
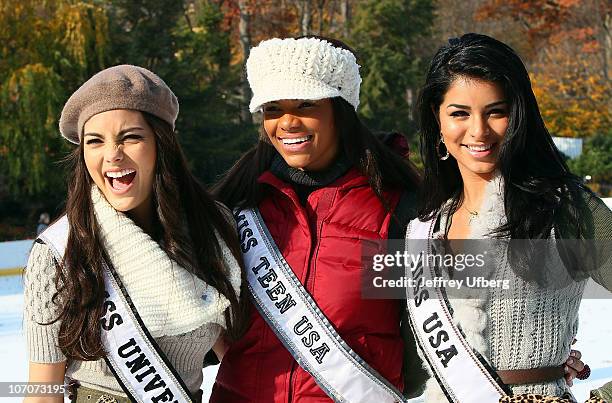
[387,191,430,398]
[37,215,70,260]
[404,218,509,403]
[38,215,194,403]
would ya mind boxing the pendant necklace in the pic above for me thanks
[462,204,479,225]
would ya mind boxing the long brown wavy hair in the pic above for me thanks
[49,112,247,360]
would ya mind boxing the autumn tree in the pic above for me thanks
[0,1,109,197]
[531,53,611,138]
[476,0,611,138]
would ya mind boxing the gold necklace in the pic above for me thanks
[462,203,479,225]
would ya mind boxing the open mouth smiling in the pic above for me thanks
[461,143,497,157]
[279,135,313,145]
[104,168,137,193]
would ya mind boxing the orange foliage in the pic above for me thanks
[475,0,577,45]
[221,0,300,64]
[476,0,611,138]
[476,0,609,57]
[531,52,611,138]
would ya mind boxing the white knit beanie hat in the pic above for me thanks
[246,37,361,113]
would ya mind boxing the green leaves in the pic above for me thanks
[0,66,62,194]
[0,1,109,198]
[349,0,434,135]
[568,133,612,185]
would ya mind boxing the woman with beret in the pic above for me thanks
[24,65,244,403]
[405,33,611,402]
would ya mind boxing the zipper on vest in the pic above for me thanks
[287,220,318,401]
[305,216,325,292]
[304,190,335,292]
[288,191,334,400]
[286,221,319,402]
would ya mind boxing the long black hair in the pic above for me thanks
[213,36,421,210]
[416,33,586,239]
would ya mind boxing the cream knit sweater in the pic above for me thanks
[420,175,612,402]
[24,196,241,396]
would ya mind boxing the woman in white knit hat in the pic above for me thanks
[210,36,424,402]
[24,65,246,403]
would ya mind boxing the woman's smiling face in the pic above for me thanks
[438,77,509,179]
[83,109,157,219]
[262,98,338,172]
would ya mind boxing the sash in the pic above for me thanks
[38,215,193,403]
[235,208,405,403]
[404,217,509,402]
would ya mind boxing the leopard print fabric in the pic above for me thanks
[499,394,607,403]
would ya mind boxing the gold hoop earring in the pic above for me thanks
[437,135,450,161]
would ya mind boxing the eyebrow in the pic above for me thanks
[83,127,145,138]
[264,99,318,107]
[446,100,508,109]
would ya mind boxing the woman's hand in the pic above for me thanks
[24,361,66,403]
[564,349,585,387]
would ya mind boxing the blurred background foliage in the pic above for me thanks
[0,0,610,239]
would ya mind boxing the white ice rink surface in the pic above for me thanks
[2,237,612,402]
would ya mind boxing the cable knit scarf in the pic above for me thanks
[91,186,240,338]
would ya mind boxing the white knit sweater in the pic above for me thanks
[90,186,239,337]
[24,194,241,395]
[421,175,586,402]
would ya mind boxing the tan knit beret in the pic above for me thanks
[59,64,179,144]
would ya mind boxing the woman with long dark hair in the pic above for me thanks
[209,36,424,402]
[24,65,245,403]
[407,33,611,402]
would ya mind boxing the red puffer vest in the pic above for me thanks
[211,168,404,402]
